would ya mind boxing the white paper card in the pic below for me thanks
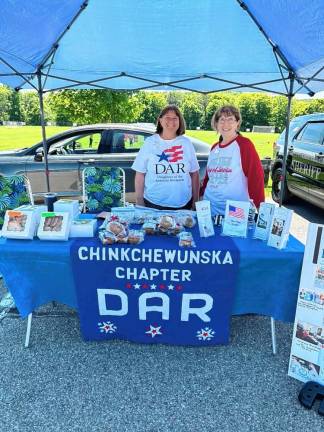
[254,202,275,241]
[37,212,71,241]
[222,200,249,238]
[267,206,293,249]
[2,210,37,239]
[195,200,214,237]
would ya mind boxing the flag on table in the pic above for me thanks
[229,205,245,219]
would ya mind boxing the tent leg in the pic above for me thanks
[271,317,277,355]
[25,313,33,348]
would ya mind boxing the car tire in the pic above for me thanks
[271,167,291,203]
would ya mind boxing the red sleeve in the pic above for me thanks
[200,142,218,197]
[236,136,265,208]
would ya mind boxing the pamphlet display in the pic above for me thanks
[2,210,37,240]
[37,212,71,241]
[53,199,79,219]
[288,223,324,385]
[70,219,97,238]
[254,202,275,241]
[222,200,249,238]
[267,206,293,249]
[195,200,214,237]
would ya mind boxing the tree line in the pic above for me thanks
[0,85,323,132]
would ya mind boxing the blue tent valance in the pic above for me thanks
[1,0,323,95]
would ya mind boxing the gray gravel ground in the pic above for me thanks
[1,202,323,432]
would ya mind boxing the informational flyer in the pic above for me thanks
[267,206,293,249]
[254,202,275,241]
[288,223,324,385]
[195,200,214,238]
[222,200,249,238]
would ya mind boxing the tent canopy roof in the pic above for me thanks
[1,0,324,95]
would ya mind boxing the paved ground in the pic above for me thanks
[0,201,323,432]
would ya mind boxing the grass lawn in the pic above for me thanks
[0,126,70,151]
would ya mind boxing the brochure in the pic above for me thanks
[254,202,275,241]
[222,200,249,238]
[267,206,293,249]
[195,200,215,237]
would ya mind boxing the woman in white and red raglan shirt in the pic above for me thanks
[200,105,265,216]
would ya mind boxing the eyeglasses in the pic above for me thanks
[218,117,237,124]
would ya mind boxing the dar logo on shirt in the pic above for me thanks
[155,145,185,174]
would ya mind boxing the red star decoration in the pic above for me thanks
[159,284,166,290]
[142,283,149,289]
[126,283,132,289]
[203,332,208,337]
[176,285,182,291]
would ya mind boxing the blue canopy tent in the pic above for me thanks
[1,0,324,198]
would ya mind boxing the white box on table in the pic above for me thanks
[37,211,71,241]
[53,199,80,219]
[2,209,37,240]
[69,218,97,238]
[15,204,47,225]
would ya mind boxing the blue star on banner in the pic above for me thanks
[156,152,169,162]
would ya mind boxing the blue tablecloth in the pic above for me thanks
[0,227,304,322]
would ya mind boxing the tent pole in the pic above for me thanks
[279,75,294,206]
[37,71,50,193]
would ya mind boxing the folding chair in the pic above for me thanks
[0,174,34,347]
[81,166,126,213]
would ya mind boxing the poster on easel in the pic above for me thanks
[288,223,324,384]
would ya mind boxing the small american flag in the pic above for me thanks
[164,145,183,162]
[229,205,245,219]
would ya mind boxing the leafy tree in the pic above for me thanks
[20,91,44,125]
[132,92,167,124]
[179,93,203,129]
[47,89,138,125]
[0,85,12,122]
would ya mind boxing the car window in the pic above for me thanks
[48,132,103,155]
[296,122,324,145]
[111,131,149,153]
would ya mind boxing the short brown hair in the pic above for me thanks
[211,105,242,131]
[156,105,186,136]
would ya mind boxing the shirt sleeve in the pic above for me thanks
[237,136,265,208]
[131,137,151,173]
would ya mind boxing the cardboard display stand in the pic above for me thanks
[288,223,324,385]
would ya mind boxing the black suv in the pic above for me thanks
[271,113,324,210]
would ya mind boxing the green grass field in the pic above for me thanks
[0,125,278,159]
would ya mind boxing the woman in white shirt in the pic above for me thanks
[132,105,200,210]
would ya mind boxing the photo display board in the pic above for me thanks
[288,223,324,384]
